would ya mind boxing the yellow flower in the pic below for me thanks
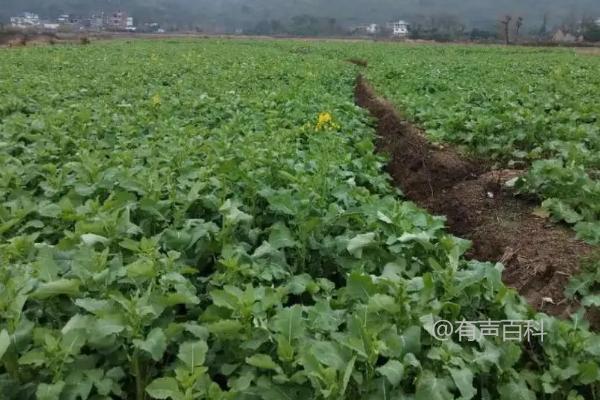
[318,112,332,125]
[316,112,336,131]
[151,94,161,107]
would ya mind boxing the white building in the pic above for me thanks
[43,23,60,30]
[126,17,136,31]
[108,11,128,30]
[86,14,104,30]
[389,20,410,37]
[57,14,70,24]
[366,23,379,34]
[552,29,581,43]
[10,12,41,28]
[595,18,600,27]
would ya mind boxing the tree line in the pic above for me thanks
[244,13,600,43]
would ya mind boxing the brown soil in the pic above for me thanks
[347,58,369,67]
[355,75,597,319]
[0,32,56,46]
[576,48,600,56]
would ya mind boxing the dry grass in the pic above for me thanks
[575,47,600,56]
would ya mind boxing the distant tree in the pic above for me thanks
[560,10,580,34]
[289,14,341,36]
[249,19,285,35]
[408,13,465,41]
[435,14,466,39]
[582,19,600,42]
[249,16,343,37]
[515,16,523,38]
[500,15,512,44]
[375,25,393,38]
[327,18,337,32]
[539,12,549,36]
[470,28,497,41]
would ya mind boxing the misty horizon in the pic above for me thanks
[3,0,600,31]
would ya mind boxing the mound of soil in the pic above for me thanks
[0,32,60,47]
[355,75,596,318]
[347,58,369,67]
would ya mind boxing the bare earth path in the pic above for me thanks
[355,75,596,319]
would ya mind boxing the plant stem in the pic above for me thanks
[133,349,145,400]
[3,349,20,381]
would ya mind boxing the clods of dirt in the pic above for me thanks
[347,58,369,67]
[355,75,596,319]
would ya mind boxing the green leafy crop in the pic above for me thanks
[0,40,598,400]
[356,44,600,243]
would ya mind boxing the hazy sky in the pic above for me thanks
[3,0,600,29]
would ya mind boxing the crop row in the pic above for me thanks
[0,40,598,399]
[347,44,600,243]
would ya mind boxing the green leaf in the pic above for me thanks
[177,340,208,369]
[229,371,254,391]
[449,368,476,399]
[93,318,126,338]
[273,305,305,343]
[220,199,253,225]
[577,361,600,385]
[0,330,11,361]
[18,350,46,366]
[541,198,583,224]
[246,354,283,373]
[146,377,183,400]
[60,330,86,355]
[311,341,348,370]
[346,271,377,301]
[582,295,600,307]
[398,231,434,245]
[287,274,314,295]
[210,286,242,310]
[30,279,80,299]
[126,258,156,279]
[134,328,167,361]
[565,274,590,298]
[38,203,62,218]
[347,232,376,258]
[377,211,393,224]
[258,188,297,216]
[81,233,110,246]
[341,355,356,395]
[419,314,437,338]
[586,335,600,356]
[36,381,66,400]
[498,379,536,400]
[400,326,422,356]
[307,300,344,332]
[416,371,453,400]
[269,222,297,249]
[74,298,111,314]
[377,359,404,387]
[368,293,397,312]
[206,319,243,336]
[574,221,600,243]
